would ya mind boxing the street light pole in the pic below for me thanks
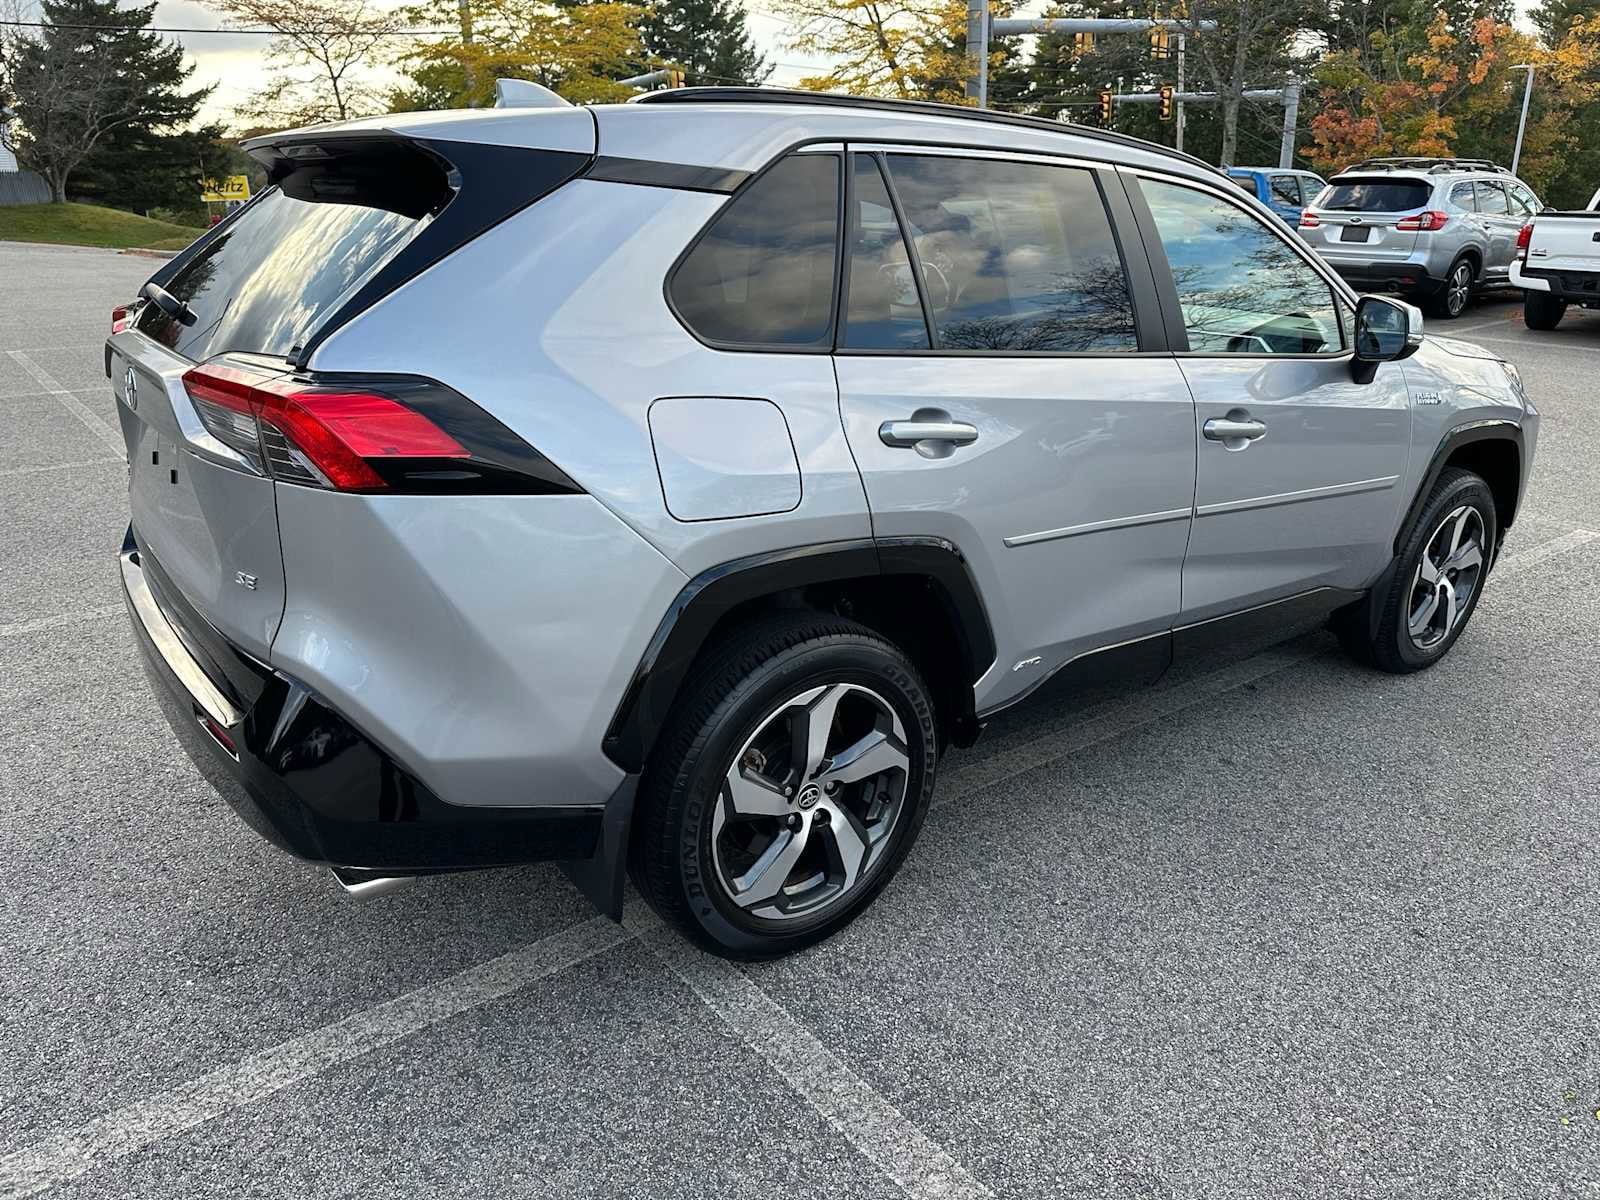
[1510,64,1534,176]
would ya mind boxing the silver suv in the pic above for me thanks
[1300,157,1542,319]
[110,89,1538,958]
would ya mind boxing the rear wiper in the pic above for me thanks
[140,282,198,327]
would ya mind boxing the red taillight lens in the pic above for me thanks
[1516,222,1533,260]
[1396,210,1449,232]
[1299,212,1320,228]
[111,304,130,333]
[181,363,468,493]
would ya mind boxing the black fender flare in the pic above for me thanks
[1392,418,1524,556]
[601,537,996,775]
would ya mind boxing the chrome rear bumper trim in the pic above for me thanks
[120,549,243,729]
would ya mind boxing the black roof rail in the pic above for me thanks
[630,86,1219,174]
[1344,156,1510,175]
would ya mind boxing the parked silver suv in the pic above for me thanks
[110,89,1538,958]
[1301,157,1541,318]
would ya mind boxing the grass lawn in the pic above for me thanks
[0,202,204,250]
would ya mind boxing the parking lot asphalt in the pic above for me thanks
[1,239,1597,1199]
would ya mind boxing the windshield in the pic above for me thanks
[1316,178,1431,213]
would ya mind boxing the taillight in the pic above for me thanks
[111,303,132,333]
[1396,210,1449,231]
[180,362,573,496]
[1299,212,1320,228]
[1516,222,1533,261]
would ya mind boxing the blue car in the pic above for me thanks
[1227,167,1327,227]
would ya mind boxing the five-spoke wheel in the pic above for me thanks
[1407,505,1486,650]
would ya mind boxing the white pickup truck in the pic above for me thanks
[1511,186,1600,329]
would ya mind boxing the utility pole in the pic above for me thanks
[459,0,476,106]
[1175,31,1185,153]
[965,0,990,107]
[1278,79,1299,169]
[1510,64,1534,176]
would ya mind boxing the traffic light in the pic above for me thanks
[1073,31,1095,55]
[1098,90,1113,124]
[1159,85,1175,121]
[1150,25,1171,59]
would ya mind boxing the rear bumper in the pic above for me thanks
[1322,259,1445,294]
[1512,261,1600,301]
[120,528,603,874]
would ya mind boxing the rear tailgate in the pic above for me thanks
[1526,213,1600,274]
[109,116,594,661]
[111,335,288,658]
[1303,175,1427,262]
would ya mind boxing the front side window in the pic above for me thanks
[843,156,930,350]
[670,153,841,348]
[1270,175,1302,206]
[881,154,1139,353]
[1475,181,1510,215]
[1141,178,1343,355]
[1510,184,1539,216]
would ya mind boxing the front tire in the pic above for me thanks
[1338,468,1496,673]
[1523,289,1566,331]
[1428,258,1476,319]
[631,613,937,959]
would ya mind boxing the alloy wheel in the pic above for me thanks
[1408,505,1487,650]
[711,682,910,921]
[1446,263,1471,317]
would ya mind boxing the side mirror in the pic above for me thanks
[1351,295,1423,384]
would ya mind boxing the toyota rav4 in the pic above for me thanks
[111,88,1538,958]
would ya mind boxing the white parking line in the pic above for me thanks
[1493,527,1600,578]
[0,605,125,640]
[0,457,121,480]
[5,350,124,455]
[0,916,632,1199]
[629,911,996,1200]
[1464,332,1600,355]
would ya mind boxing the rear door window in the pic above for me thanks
[1319,178,1431,212]
[1475,181,1510,215]
[135,178,440,361]
[843,156,929,350]
[670,153,841,349]
[880,153,1139,353]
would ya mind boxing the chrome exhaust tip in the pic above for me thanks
[330,867,418,900]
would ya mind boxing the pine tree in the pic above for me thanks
[0,0,209,203]
[639,0,768,87]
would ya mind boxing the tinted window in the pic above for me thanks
[844,157,930,350]
[1269,175,1302,205]
[1142,179,1343,355]
[882,154,1138,353]
[1475,181,1509,215]
[135,186,433,360]
[1449,182,1477,211]
[1319,178,1431,212]
[671,154,840,348]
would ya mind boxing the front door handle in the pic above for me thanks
[1203,414,1268,451]
[879,411,980,458]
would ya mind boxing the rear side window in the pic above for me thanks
[1319,178,1430,212]
[1449,182,1477,210]
[882,154,1139,353]
[136,148,448,361]
[1475,181,1509,215]
[670,153,841,348]
[843,156,929,350]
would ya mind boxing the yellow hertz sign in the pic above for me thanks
[201,175,251,203]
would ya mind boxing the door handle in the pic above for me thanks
[1203,414,1268,451]
[879,414,979,456]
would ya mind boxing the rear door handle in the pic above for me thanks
[1203,415,1268,450]
[879,417,979,450]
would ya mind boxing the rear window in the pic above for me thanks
[136,144,448,360]
[1318,178,1431,212]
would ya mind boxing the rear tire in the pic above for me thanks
[631,613,937,959]
[1523,289,1566,331]
[1428,258,1476,320]
[1338,468,1496,673]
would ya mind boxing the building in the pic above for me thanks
[0,108,19,173]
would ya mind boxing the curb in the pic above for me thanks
[120,247,180,260]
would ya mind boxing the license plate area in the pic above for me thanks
[1340,225,1372,243]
